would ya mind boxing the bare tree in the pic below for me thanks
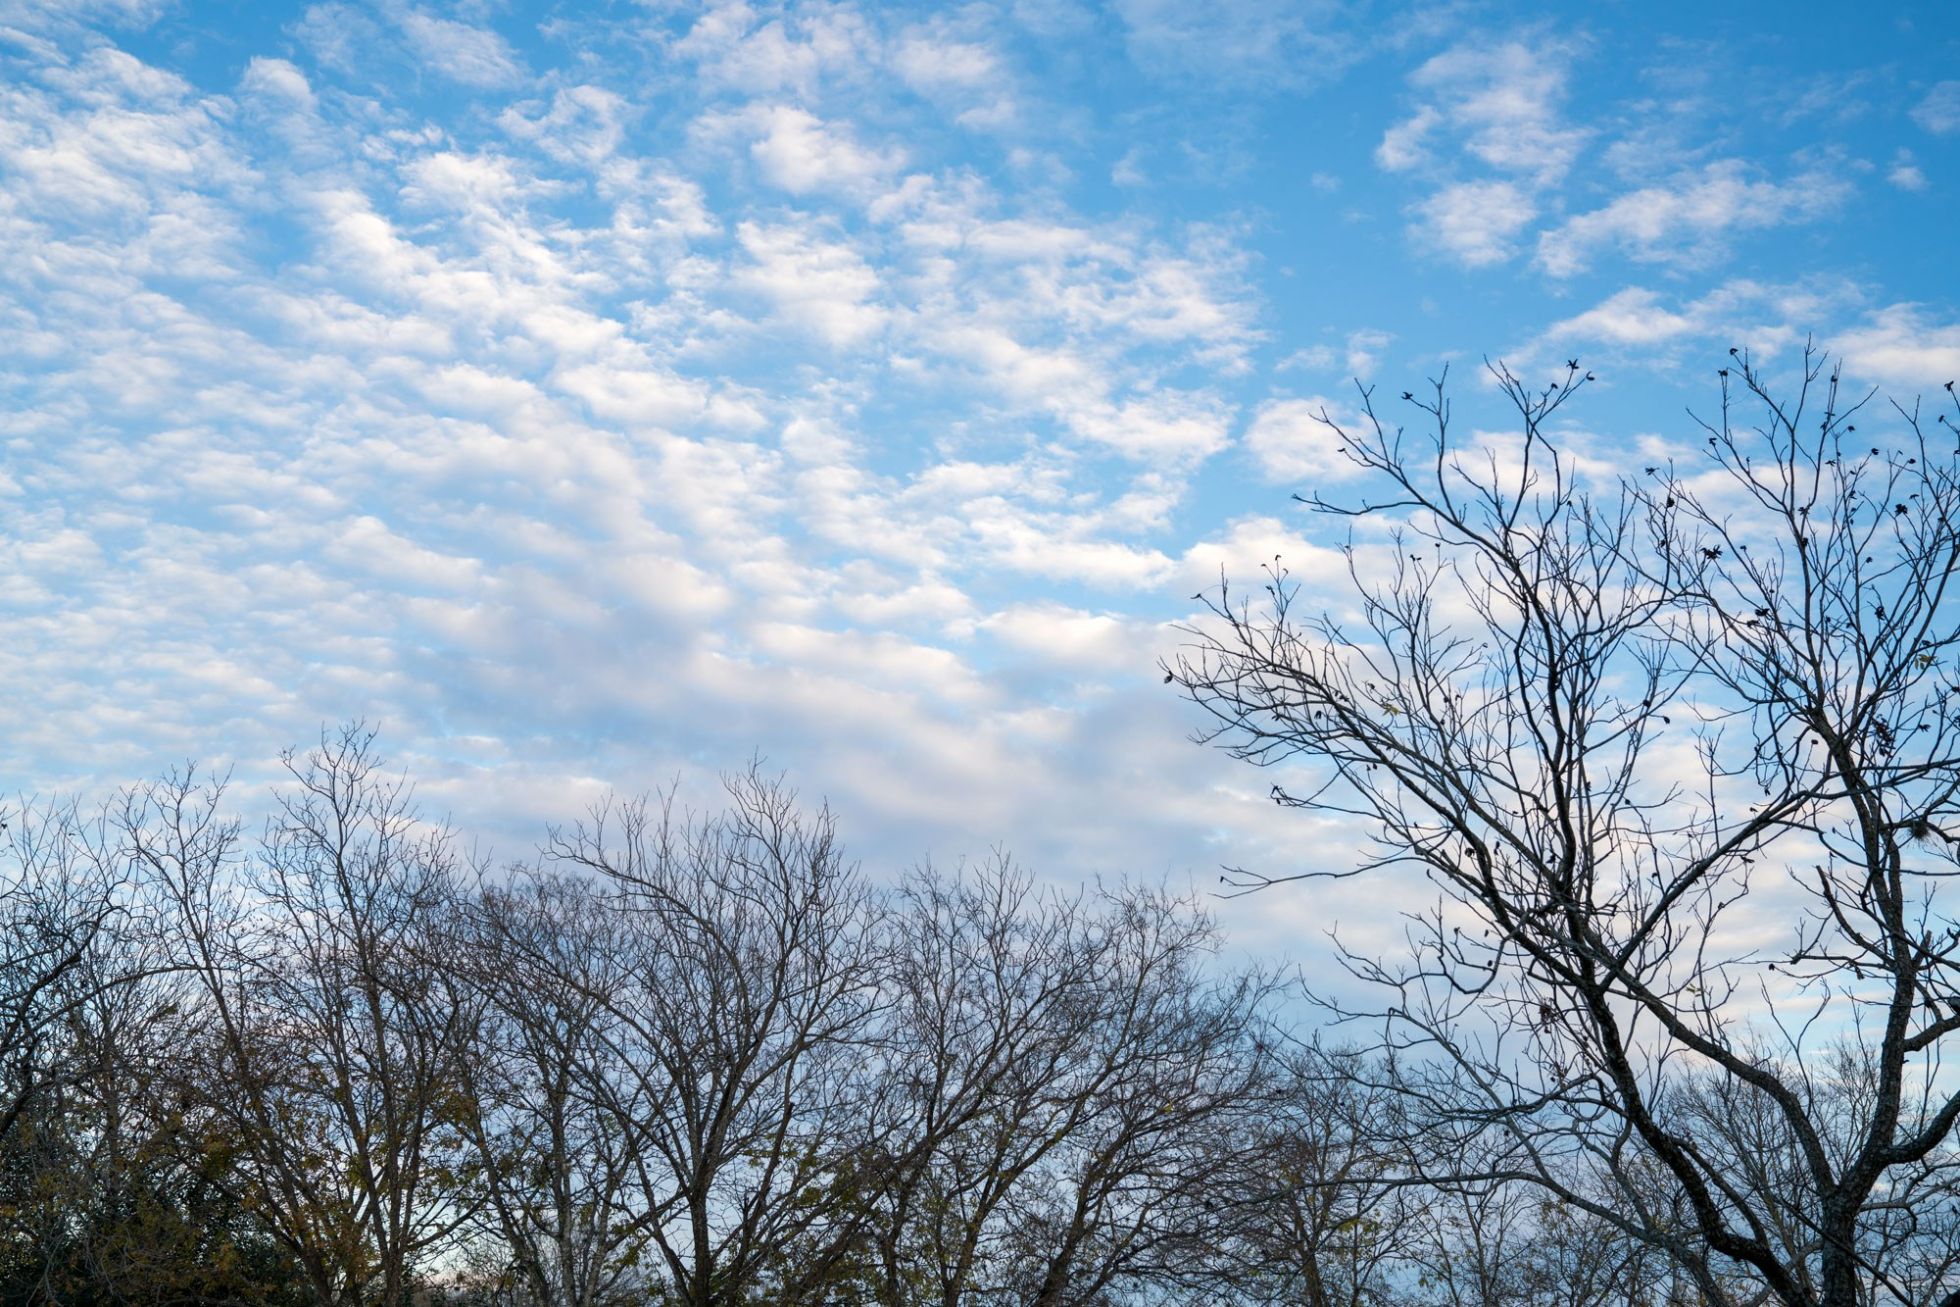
[539,767,886,1307]
[856,857,1112,1307]
[457,872,650,1307]
[129,727,480,1307]
[1171,348,1960,1307]
[1005,884,1278,1307]
[1217,1046,1424,1307]
[0,818,302,1303]
[0,799,125,1150]
[1404,1173,1537,1307]
[860,859,1281,1307]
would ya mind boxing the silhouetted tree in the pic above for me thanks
[536,769,886,1307]
[854,858,1283,1307]
[1172,347,1960,1307]
[129,727,480,1307]
[456,871,651,1307]
[0,800,124,1151]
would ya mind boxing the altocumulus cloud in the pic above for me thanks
[1,0,1957,962]
[0,1,1315,941]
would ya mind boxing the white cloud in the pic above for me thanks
[1527,281,1933,386]
[923,322,1099,407]
[750,622,988,704]
[674,2,879,100]
[0,0,168,31]
[1911,81,1960,135]
[1113,0,1355,87]
[1174,515,1339,598]
[14,0,1943,973]
[1276,331,1385,378]
[1547,287,1696,347]
[399,150,527,211]
[892,27,1017,131]
[1242,396,1367,485]
[1053,238,1262,369]
[743,104,906,197]
[292,3,385,79]
[239,57,315,110]
[1536,160,1850,277]
[1277,345,1335,372]
[1413,179,1536,267]
[499,86,627,168]
[1836,304,1960,388]
[981,602,1135,667]
[1376,106,1438,172]
[1887,149,1928,191]
[328,514,482,592]
[1341,328,1390,379]
[398,11,525,89]
[1067,390,1232,463]
[1394,39,1587,185]
[982,524,1174,588]
[734,219,886,348]
[894,32,1002,93]
[555,362,715,430]
[0,48,253,241]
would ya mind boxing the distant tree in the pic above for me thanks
[0,861,306,1305]
[0,800,123,1150]
[856,859,1282,1307]
[535,768,886,1307]
[1171,348,1960,1307]
[851,857,1104,1307]
[456,871,651,1307]
[0,796,312,1304]
[129,727,481,1307]
[1218,1047,1423,1307]
[1001,883,1279,1307]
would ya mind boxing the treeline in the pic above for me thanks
[0,728,1840,1305]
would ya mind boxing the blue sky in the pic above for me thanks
[3,0,1957,950]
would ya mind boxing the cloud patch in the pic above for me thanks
[1414,180,1537,267]
[398,11,526,89]
[1911,81,1960,135]
[1537,160,1850,277]
[1386,38,1587,185]
[1243,397,1367,486]
[734,219,887,348]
